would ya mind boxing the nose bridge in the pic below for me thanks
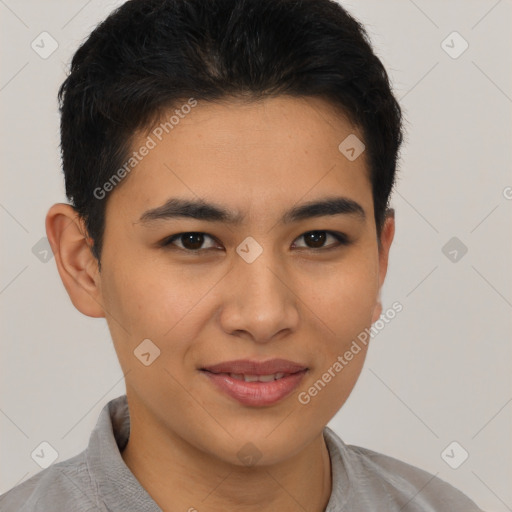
[221,240,299,340]
[235,241,287,307]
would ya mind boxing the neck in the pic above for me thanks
[121,400,332,512]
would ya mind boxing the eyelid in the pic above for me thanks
[160,230,350,252]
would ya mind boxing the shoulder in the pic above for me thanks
[324,427,485,511]
[0,451,104,512]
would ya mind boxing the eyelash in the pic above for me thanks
[159,230,350,253]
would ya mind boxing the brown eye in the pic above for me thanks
[293,230,349,250]
[304,231,327,248]
[162,232,218,251]
[180,233,205,250]
[161,230,349,253]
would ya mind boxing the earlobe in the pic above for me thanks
[371,293,383,324]
[45,203,105,318]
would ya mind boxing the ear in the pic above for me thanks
[371,209,395,323]
[45,203,105,318]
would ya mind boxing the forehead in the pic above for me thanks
[106,96,372,222]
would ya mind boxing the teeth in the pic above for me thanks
[229,372,287,382]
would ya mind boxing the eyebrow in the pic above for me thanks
[138,196,366,226]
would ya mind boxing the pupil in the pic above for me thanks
[183,233,204,250]
[306,231,326,248]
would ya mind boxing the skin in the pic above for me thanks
[46,96,395,512]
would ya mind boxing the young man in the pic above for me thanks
[1,0,485,510]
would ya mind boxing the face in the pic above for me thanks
[49,95,394,467]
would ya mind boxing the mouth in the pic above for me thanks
[199,359,309,407]
[201,371,296,382]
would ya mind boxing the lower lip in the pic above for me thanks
[201,370,308,407]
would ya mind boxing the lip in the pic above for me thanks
[201,358,308,375]
[200,359,309,407]
[201,369,308,407]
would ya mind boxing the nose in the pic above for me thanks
[219,250,300,344]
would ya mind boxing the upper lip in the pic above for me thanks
[201,358,308,375]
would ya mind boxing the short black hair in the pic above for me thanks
[58,0,404,265]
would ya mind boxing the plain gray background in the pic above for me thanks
[1,1,511,510]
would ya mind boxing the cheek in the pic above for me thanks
[306,254,380,341]
[303,250,379,409]
[101,256,218,373]
[297,270,376,421]
[102,254,192,327]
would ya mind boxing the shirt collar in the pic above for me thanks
[323,425,351,511]
[86,394,162,511]
[86,394,350,511]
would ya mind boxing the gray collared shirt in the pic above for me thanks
[1,395,485,511]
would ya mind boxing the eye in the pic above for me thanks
[292,230,349,250]
[160,230,349,253]
[160,232,221,252]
